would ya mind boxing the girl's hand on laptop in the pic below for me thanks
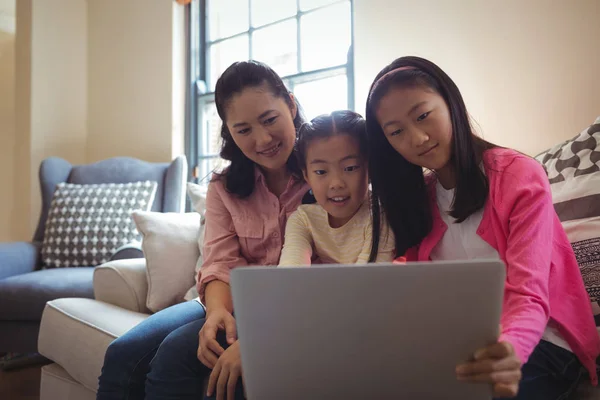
[456,341,522,398]
[198,308,237,369]
[207,340,244,400]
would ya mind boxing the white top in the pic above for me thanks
[278,201,395,266]
[430,181,571,352]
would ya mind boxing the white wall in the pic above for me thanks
[0,0,15,241]
[14,0,87,240]
[354,0,600,156]
[87,0,185,163]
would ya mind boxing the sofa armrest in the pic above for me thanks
[93,258,151,313]
[0,242,41,280]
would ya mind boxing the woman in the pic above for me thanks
[96,60,311,400]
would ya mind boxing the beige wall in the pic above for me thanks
[354,0,600,156]
[9,0,184,240]
[13,0,32,241]
[10,0,597,239]
[14,0,87,240]
[0,0,15,242]
[87,0,185,163]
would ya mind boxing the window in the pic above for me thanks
[188,0,355,183]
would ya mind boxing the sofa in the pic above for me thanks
[36,118,600,399]
[38,258,152,400]
[36,257,600,400]
[0,155,187,358]
[37,182,206,400]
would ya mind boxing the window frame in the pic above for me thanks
[186,0,355,184]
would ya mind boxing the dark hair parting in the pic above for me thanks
[212,60,306,198]
[295,110,367,172]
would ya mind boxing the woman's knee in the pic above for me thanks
[103,301,207,370]
[150,318,207,372]
[103,334,140,371]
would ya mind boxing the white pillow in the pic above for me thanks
[132,210,201,312]
[184,182,207,301]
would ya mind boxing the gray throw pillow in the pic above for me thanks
[41,181,158,268]
[535,116,600,324]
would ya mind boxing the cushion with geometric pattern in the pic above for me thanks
[535,116,600,324]
[41,181,158,268]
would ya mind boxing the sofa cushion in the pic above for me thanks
[41,181,157,268]
[38,298,149,392]
[0,267,95,321]
[536,116,600,323]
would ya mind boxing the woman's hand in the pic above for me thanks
[456,341,522,398]
[197,307,237,369]
[206,340,243,400]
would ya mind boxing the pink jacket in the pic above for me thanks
[197,167,309,301]
[403,148,599,382]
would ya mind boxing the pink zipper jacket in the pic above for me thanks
[402,147,599,383]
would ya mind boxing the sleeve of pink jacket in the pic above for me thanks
[497,156,553,364]
[196,181,248,302]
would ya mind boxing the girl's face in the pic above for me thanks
[225,84,297,172]
[303,134,369,228]
[375,86,453,172]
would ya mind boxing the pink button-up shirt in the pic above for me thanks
[197,167,309,301]
[403,148,600,383]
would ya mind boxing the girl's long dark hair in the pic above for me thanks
[366,56,495,261]
[213,61,306,198]
[295,110,367,171]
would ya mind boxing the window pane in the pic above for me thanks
[197,100,230,181]
[251,0,296,27]
[300,2,351,71]
[198,157,230,183]
[293,75,348,120]
[208,0,249,41]
[209,36,249,90]
[191,1,200,79]
[299,0,339,11]
[252,20,298,77]
[200,101,222,156]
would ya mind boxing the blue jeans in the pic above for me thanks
[145,321,244,400]
[96,300,206,400]
[495,340,586,400]
[145,334,586,400]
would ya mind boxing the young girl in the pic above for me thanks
[279,110,395,266]
[366,56,600,399]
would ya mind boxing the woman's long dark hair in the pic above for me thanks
[366,56,495,261]
[212,61,306,198]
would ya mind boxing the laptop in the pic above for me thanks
[230,260,505,400]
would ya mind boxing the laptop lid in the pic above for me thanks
[231,260,505,400]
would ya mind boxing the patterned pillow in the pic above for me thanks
[535,116,600,323]
[41,181,158,268]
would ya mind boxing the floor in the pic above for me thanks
[0,365,41,400]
